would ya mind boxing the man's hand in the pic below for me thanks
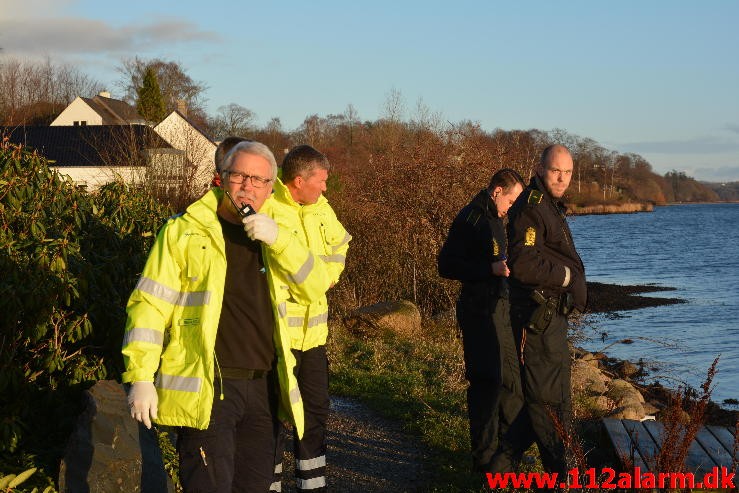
[243,214,278,246]
[128,381,158,429]
[570,270,587,312]
[491,260,510,277]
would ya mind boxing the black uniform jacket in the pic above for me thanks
[438,189,508,301]
[507,176,587,311]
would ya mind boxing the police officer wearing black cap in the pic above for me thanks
[438,168,525,474]
[489,144,586,478]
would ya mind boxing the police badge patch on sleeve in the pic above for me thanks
[524,227,536,246]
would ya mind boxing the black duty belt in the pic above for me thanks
[220,367,269,380]
[531,290,575,316]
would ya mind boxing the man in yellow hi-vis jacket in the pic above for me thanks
[122,141,332,492]
[262,145,350,493]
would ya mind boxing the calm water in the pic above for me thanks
[568,203,739,403]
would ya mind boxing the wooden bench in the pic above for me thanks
[602,418,737,476]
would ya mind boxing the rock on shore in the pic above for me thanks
[571,347,661,421]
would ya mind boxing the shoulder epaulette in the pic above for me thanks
[527,190,543,205]
[465,210,482,226]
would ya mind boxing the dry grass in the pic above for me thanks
[655,357,719,477]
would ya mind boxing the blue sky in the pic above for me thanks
[2,0,739,181]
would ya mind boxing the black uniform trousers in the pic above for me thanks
[273,346,329,492]
[177,375,277,493]
[458,293,524,473]
[489,303,572,477]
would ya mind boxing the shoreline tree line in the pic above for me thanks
[1,54,733,205]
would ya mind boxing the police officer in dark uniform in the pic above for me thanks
[438,168,525,473]
[489,144,586,477]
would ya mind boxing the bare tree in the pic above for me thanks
[0,56,103,124]
[343,103,360,147]
[411,97,444,133]
[116,57,208,117]
[383,87,406,122]
[297,114,324,147]
[210,103,257,141]
[82,123,211,211]
[154,115,215,203]
[250,117,291,156]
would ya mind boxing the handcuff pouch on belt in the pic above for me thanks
[527,290,574,333]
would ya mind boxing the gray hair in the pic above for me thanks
[281,144,330,183]
[220,141,278,179]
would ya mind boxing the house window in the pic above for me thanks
[73,121,79,126]
[81,121,87,126]
[73,121,87,126]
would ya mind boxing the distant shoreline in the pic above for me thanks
[568,202,654,215]
[568,200,739,216]
[662,200,739,205]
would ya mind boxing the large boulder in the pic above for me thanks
[606,379,647,420]
[58,380,174,493]
[571,359,609,395]
[344,300,422,338]
[615,360,641,379]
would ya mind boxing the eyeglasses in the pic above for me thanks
[225,171,273,188]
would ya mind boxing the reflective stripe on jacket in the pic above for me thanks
[122,188,332,437]
[262,178,350,351]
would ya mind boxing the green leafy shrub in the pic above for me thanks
[0,141,171,479]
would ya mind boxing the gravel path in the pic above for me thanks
[278,396,429,492]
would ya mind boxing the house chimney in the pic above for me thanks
[98,90,111,98]
[177,99,188,116]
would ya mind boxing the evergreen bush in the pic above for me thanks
[0,141,171,481]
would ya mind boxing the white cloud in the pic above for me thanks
[0,0,76,17]
[0,13,219,56]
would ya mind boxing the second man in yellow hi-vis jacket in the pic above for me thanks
[262,145,351,493]
[123,141,333,492]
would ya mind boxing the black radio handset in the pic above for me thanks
[224,190,256,218]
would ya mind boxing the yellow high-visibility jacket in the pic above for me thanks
[261,178,351,351]
[121,188,332,438]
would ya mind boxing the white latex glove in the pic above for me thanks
[243,213,278,246]
[127,381,158,429]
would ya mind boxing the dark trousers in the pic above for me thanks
[459,295,523,472]
[177,376,276,493]
[489,305,572,476]
[273,345,329,492]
